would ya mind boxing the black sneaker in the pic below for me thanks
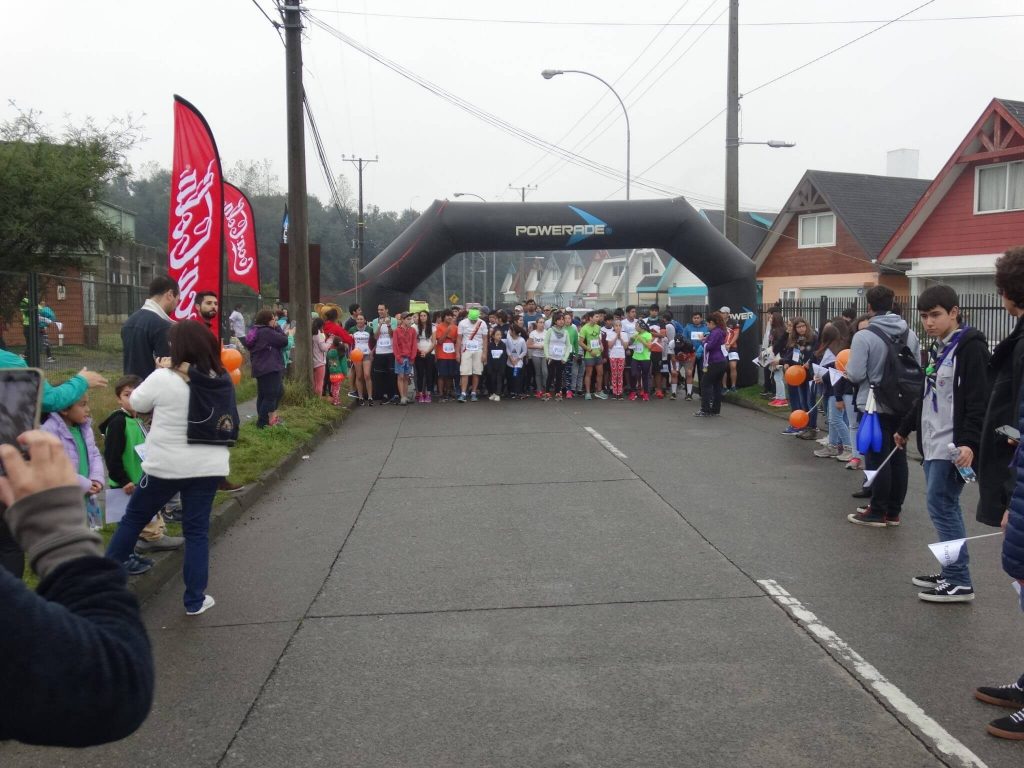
[670,392,677,400]
[124,553,154,576]
[693,411,707,417]
[685,394,693,401]
[847,509,886,527]
[918,581,974,603]
[987,707,1024,740]
[911,573,942,588]
[976,682,1024,709]
[161,508,184,524]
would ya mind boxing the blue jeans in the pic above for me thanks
[826,394,853,448]
[922,460,971,587]
[788,381,816,427]
[107,474,223,611]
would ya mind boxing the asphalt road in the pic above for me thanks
[4,398,1022,767]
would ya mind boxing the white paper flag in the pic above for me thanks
[820,349,836,367]
[862,469,878,487]
[928,538,966,566]
[104,488,130,525]
[812,363,827,379]
[829,368,844,386]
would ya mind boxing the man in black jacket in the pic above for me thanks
[0,430,153,746]
[977,246,1024,529]
[896,285,989,603]
[121,276,179,380]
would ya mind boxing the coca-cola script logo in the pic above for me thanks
[224,198,254,276]
[168,161,217,320]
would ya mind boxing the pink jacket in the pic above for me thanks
[393,325,418,362]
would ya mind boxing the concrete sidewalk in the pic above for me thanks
[3,398,1017,767]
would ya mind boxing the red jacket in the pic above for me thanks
[393,325,418,362]
[323,321,354,349]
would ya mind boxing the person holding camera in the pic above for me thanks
[0,430,153,746]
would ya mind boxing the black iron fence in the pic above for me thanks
[668,294,1014,351]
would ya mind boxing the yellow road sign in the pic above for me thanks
[449,293,459,304]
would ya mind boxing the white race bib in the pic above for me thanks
[376,335,393,353]
[691,331,704,341]
[791,349,801,363]
[465,339,481,352]
[549,342,566,358]
[589,339,601,350]
[442,341,455,354]
[490,349,503,359]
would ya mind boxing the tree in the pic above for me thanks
[227,158,281,197]
[0,106,143,273]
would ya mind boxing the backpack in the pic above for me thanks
[186,367,240,447]
[866,325,923,415]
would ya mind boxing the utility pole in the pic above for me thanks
[283,0,312,388]
[724,0,740,247]
[343,155,378,304]
[508,184,537,202]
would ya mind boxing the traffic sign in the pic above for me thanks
[449,293,459,304]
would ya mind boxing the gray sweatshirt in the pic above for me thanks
[504,336,527,366]
[847,312,921,413]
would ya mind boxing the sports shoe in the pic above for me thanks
[493,395,501,402]
[835,448,854,462]
[852,487,871,498]
[595,391,608,400]
[798,428,820,440]
[565,390,574,399]
[554,393,563,401]
[782,426,802,435]
[219,479,246,493]
[693,410,708,417]
[46,356,57,363]
[124,553,154,576]
[912,573,942,588]
[629,392,638,401]
[136,535,184,553]
[457,393,466,403]
[918,581,974,603]
[816,435,830,446]
[988,707,1024,740]
[348,390,360,399]
[885,514,901,527]
[161,507,184,524]
[470,392,478,402]
[186,595,216,616]
[975,682,1024,709]
[814,445,840,458]
[655,390,664,399]
[641,392,650,402]
[685,394,693,401]
[847,509,886,527]
[856,505,870,514]
[541,392,552,401]
[670,392,677,400]
[585,393,592,401]
[425,392,432,403]
[769,399,789,407]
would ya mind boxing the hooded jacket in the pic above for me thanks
[896,327,989,465]
[245,324,288,378]
[40,413,105,492]
[977,314,1024,525]
[1003,392,1024,579]
[121,300,172,381]
[846,312,921,413]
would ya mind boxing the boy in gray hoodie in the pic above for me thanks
[846,285,920,527]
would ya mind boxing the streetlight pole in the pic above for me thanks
[542,68,630,305]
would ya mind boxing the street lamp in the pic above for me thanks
[453,192,487,202]
[723,137,795,242]
[726,138,796,148]
[542,67,631,306]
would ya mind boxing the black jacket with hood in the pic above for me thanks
[896,327,990,467]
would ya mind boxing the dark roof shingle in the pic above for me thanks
[997,98,1024,127]
[806,171,930,260]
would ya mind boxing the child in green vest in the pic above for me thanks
[327,345,350,406]
[99,375,182,556]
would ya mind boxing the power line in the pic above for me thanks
[302,8,1024,28]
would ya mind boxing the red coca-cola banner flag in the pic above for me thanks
[223,181,261,294]
[167,95,223,339]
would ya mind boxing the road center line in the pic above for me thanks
[584,426,628,459]
[758,579,987,768]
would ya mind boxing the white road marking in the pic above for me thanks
[584,426,628,459]
[758,579,988,768]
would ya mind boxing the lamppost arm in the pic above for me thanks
[453,192,487,202]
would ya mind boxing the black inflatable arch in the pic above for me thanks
[359,197,759,385]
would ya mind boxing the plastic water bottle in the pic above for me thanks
[947,443,977,483]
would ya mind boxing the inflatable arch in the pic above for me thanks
[359,197,759,385]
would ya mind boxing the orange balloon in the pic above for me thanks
[789,409,809,429]
[836,348,850,373]
[329,372,345,384]
[350,348,364,364]
[229,368,242,386]
[221,347,243,371]
[784,365,807,386]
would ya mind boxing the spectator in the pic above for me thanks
[40,395,105,523]
[194,291,219,335]
[695,311,727,417]
[344,303,361,331]
[0,430,154,747]
[122,276,179,381]
[245,309,289,428]
[311,318,332,400]
[106,320,233,616]
[812,325,854,462]
[228,304,246,340]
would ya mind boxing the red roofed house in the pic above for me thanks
[879,98,1024,294]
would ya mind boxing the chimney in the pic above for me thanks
[886,149,919,179]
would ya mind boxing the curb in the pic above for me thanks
[723,392,789,419]
[127,398,354,605]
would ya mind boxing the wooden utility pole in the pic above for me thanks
[343,156,378,304]
[508,184,537,202]
[724,0,740,247]
[283,0,312,387]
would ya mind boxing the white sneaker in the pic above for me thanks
[493,395,501,402]
[816,436,829,446]
[186,595,216,616]
[835,448,854,462]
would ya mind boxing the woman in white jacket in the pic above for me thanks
[106,321,232,616]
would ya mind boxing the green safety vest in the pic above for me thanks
[109,412,147,487]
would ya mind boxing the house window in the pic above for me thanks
[976,160,1024,213]
[642,257,654,275]
[611,264,624,277]
[798,212,836,248]
[780,288,797,300]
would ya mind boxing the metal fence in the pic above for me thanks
[669,294,1014,351]
[0,270,265,385]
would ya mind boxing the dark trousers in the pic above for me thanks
[371,353,396,401]
[701,361,727,414]
[485,365,504,396]
[0,518,24,578]
[763,365,774,393]
[256,371,283,428]
[506,366,523,396]
[107,474,222,612]
[631,359,652,394]
[546,360,566,393]
[415,355,435,393]
[866,412,909,519]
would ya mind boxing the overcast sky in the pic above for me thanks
[4,1,1023,217]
